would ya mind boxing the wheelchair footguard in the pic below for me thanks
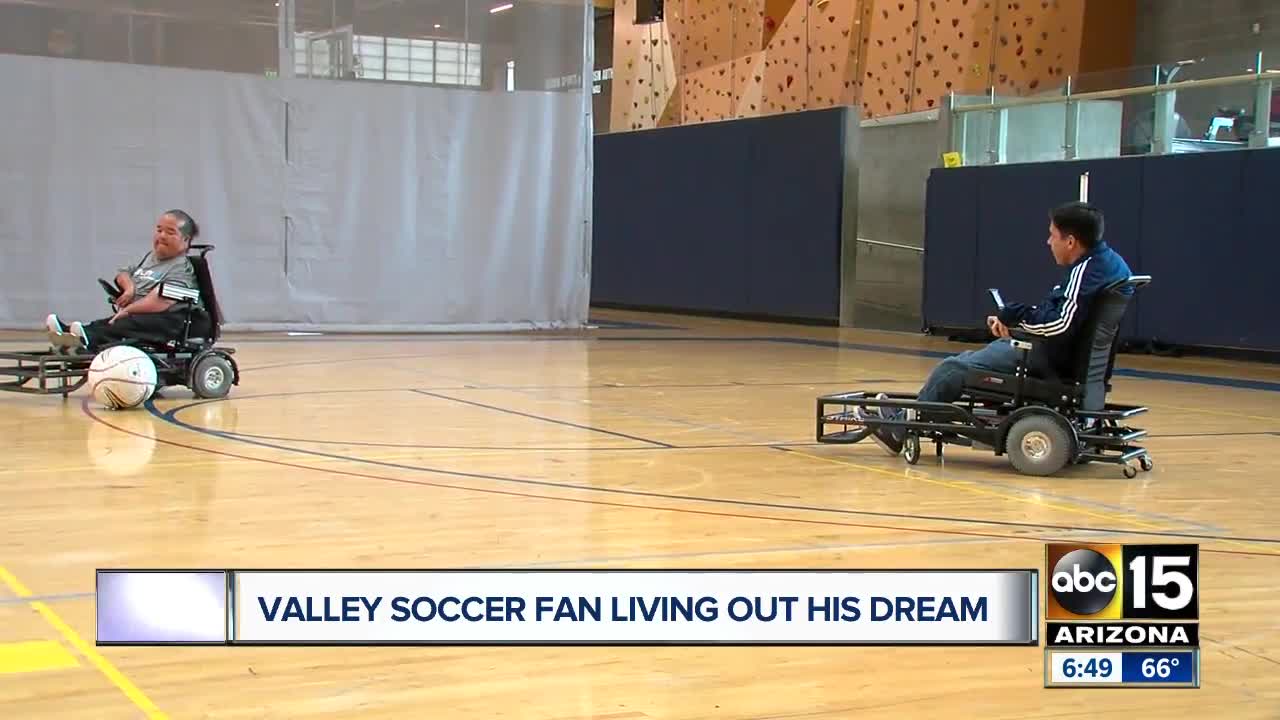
[0,343,240,400]
[0,349,95,397]
[815,390,1154,479]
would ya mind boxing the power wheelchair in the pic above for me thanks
[0,244,240,400]
[815,275,1154,478]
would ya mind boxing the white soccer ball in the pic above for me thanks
[88,346,158,410]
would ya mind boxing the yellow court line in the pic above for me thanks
[782,447,1280,556]
[781,447,1169,531]
[0,640,80,675]
[0,566,167,720]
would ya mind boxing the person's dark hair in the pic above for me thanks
[164,209,199,243]
[1050,202,1103,248]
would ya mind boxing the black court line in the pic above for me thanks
[149,398,1280,547]
[164,386,1224,534]
[160,380,892,452]
[409,389,676,449]
[158,380,904,418]
[166,411,821,453]
[0,591,94,607]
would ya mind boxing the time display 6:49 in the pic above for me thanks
[1051,652,1124,684]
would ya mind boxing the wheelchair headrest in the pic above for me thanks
[1082,275,1151,336]
[1111,274,1151,291]
[185,247,225,338]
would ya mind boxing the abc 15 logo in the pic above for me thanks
[1046,543,1199,621]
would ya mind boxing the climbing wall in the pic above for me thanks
[680,0,734,122]
[732,0,768,118]
[606,0,1089,129]
[654,0,684,125]
[683,64,734,123]
[679,0,732,75]
[843,0,875,106]
[860,0,920,117]
[611,0,681,130]
[992,0,1085,96]
[808,0,863,109]
[912,0,998,111]
[760,0,809,114]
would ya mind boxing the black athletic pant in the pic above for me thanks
[82,309,210,351]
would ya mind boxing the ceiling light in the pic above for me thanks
[490,3,514,13]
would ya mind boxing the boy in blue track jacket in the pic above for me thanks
[862,202,1132,456]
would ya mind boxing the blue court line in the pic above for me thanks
[588,318,685,331]
[587,336,1280,394]
[1110,368,1280,392]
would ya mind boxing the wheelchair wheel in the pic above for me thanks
[903,434,921,465]
[191,354,234,399]
[1005,414,1073,477]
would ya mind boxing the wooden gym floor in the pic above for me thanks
[1,309,1279,719]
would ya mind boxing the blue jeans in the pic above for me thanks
[870,340,1020,449]
[917,339,1020,403]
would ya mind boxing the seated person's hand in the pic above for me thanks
[987,315,1011,339]
[115,289,135,308]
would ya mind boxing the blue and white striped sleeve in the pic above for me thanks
[1016,258,1094,337]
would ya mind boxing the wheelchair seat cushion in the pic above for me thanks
[962,368,1082,406]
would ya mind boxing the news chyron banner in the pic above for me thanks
[1043,544,1200,688]
[94,569,1040,646]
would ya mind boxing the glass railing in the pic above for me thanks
[943,52,1280,166]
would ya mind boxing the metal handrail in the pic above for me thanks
[951,70,1279,114]
[857,238,924,253]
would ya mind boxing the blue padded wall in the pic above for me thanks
[1138,152,1241,347]
[1234,151,1280,351]
[592,107,851,321]
[923,147,1280,353]
[592,119,752,314]
[922,166,981,328]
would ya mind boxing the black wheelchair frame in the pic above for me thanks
[0,244,240,400]
[816,275,1155,478]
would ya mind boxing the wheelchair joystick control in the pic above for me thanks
[988,288,1006,311]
